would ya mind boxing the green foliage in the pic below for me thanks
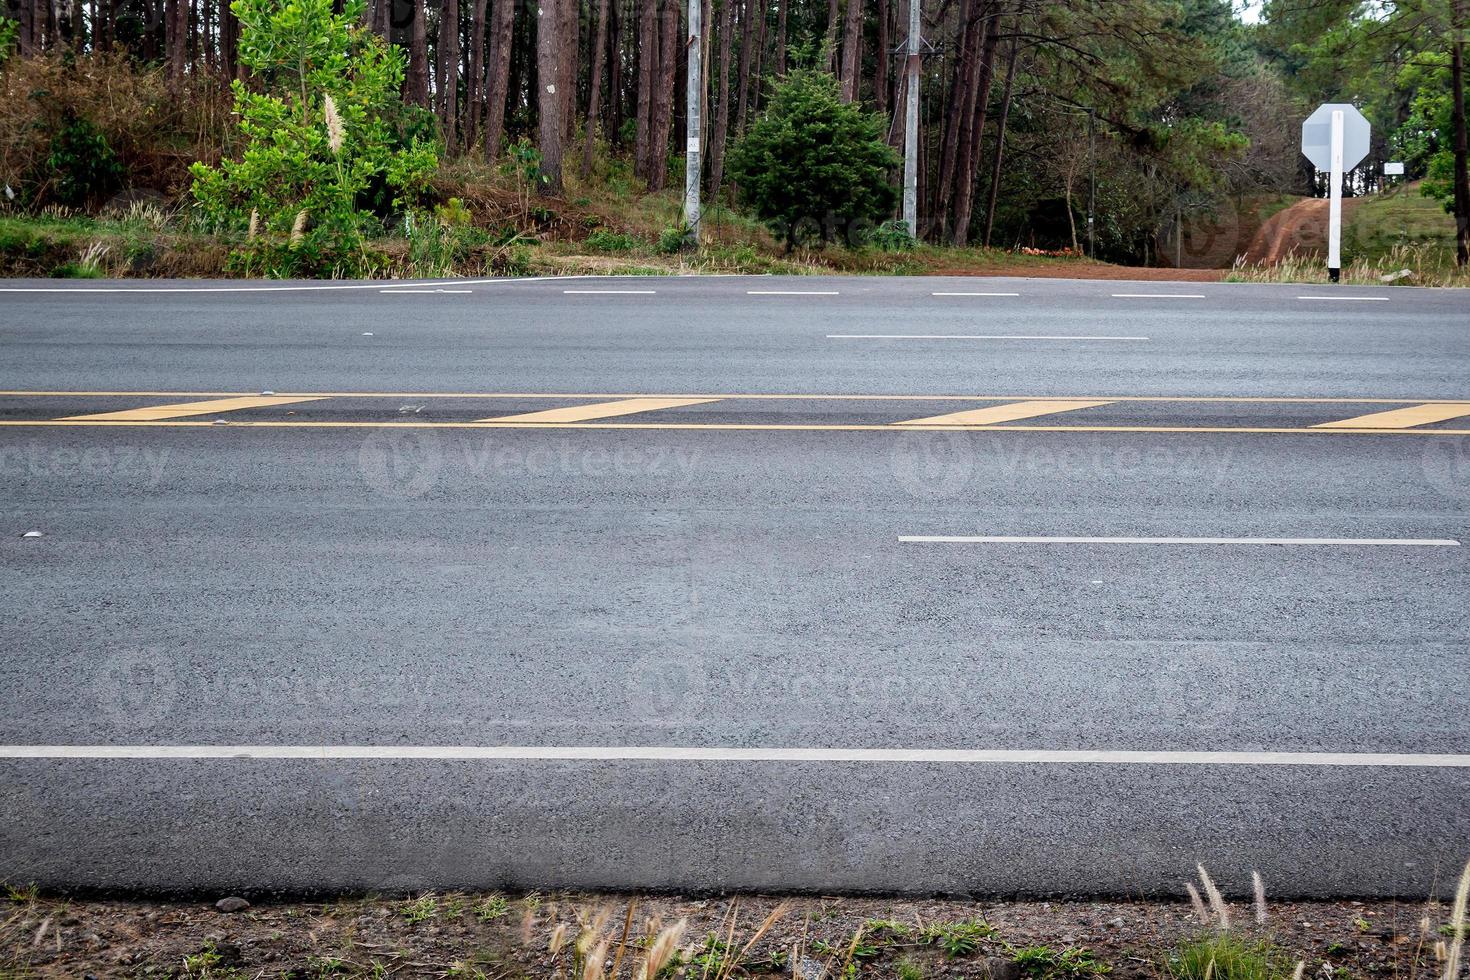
[473,895,510,921]
[400,894,439,924]
[1166,935,1290,980]
[45,117,125,207]
[0,16,18,66]
[585,228,641,252]
[189,0,437,277]
[728,70,900,251]
[919,919,997,957]
[501,137,546,225]
[1012,945,1112,980]
[690,935,733,973]
[865,218,917,252]
[434,196,472,229]
[656,224,688,254]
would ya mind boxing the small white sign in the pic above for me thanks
[687,137,700,153]
[1384,162,1405,176]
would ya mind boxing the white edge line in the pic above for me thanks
[563,289,658,294]
[379,289,473,294]
[0,275,601,294]
[1298,295,1390,301]
[748,290,841,295]
[2,746,1469,766]
[899,536,1461,546]
[931,292,1022,297]
[1110,293,1206,299]
[827,335,1149,341]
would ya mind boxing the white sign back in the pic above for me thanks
[1302,103,1371,171]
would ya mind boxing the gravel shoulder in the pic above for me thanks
[1,887,1458,979]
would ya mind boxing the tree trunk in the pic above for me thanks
[406,0,429,106]
[839,0,862,102]
[646,0,679,191]
[773,0,787,76]
[635,0,658,179]
[952,8,998,245]
[560,0,577,142]
[733,0,759,130]
[483,0,514,158]
[536,0,565,193]
[934,0,979,231]
[709,0,736,194]
[439,0,461,153]
[608,0,624,145]
[224,0,242,77]
[1452,0,1469,266]
[465,0,487,146]
[983,30,1018,247]
[874,0,889,115]
[165,0,186,80]
[823,0,838,71]
[582,0,611,175]
[748,0,766,116]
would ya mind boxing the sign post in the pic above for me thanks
[1302,103,1371,283]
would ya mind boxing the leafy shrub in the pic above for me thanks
[190,0,438,277]
[657,224,688,254]
[728,70,901,251]
[1013,945,1112,980]
[433,197,472,229]
[45,117,126,207]
[585,228,641,252]
[0,17,18,66]
[867,218,917,252]
[920,920,996,957]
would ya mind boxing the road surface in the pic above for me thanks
[1,275,1467,897]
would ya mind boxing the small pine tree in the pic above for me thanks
[727,71,901,251]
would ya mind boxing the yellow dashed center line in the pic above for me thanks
[60,395,326,422]
[895,399,1114,426]
[1313,402,1470,430]
[479,397,723,424]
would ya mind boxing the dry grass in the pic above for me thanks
[1227,243,1470,287]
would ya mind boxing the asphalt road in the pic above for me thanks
[1,275,1467,898]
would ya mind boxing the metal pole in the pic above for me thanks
[1328,108,1344,283]
[902,0,920,237]
[1087,108,1095,258]
[684,0,702,244]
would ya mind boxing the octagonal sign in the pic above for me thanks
[1301,103,1371,172]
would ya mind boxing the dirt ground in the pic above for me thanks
[1,886,1458,980]
[1239,197,1366,266]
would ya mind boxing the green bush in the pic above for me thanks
[45,117,125,208]
[190,0,438,277]
[656,224,688,254]
[585,229,641,252]
[867,218,917,252]
[0,16,18,66]
[727,70,900,251]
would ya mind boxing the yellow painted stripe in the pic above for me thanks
[896,399,1114,426]
[2,420,1470,435]
[3,390,1467,405]
[479,397,722,423]
[1314,402,1470,430]
[60,395,326,421]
